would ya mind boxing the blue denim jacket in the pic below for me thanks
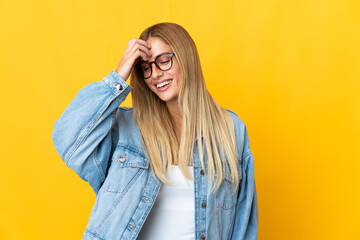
[52,70,258,240]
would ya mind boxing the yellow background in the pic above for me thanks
[1,0,359,239]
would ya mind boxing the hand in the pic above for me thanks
[115,38,152,81]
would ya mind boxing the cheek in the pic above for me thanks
[144,80,153,89]
[170,64,182,82]
[175,68,183,84]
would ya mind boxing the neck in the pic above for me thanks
[166,99,183,135]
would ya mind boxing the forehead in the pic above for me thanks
[146,37,172,61]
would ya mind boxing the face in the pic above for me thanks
[141,37,182,104]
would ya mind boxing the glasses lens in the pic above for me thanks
[141,62,151,78]
[156,54,172,71]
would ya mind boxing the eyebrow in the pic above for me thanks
[144,52,172,63]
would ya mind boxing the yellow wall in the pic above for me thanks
[1,0,359,239]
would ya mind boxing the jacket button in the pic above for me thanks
[201,202,207,208]
[200,169,205,175]
[119,153,126,162]
[114,82,123,90]
[201,234,206,239]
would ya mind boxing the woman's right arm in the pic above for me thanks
[52,71,132,195]
[52,39,152,195]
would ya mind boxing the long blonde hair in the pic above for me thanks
[130,22,239,192]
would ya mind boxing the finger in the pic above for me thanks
[129,38,151,49]
[131,44,152,57]
[135,51,148,64]
[136,39,152,49]
[140,51,151,61]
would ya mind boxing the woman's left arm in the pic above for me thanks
[230,127,258,240]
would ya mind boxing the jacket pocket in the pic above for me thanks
[101,144,149,193]
[215,163,242,210]
[85,145,149,237]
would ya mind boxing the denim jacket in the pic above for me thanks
[52,70,258,240]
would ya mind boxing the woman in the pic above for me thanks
[52,22,258,240]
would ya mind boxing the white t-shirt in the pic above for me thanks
[137,165,195,240]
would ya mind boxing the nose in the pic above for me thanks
[151,63,163,79]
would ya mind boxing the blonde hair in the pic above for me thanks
[130,22,239,192]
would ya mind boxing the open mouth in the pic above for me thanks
[156,79,173,91]
[156,80,173,88]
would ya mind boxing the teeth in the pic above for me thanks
[157,80,172,88]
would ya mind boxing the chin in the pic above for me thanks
[159,95,176,103]
[156,92,178,103]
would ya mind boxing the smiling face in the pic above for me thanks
[141,37,183,105]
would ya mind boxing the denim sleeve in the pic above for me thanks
[230,126,259,240]
[52,70,132,195]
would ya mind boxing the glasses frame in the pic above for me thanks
[140,53,175,79]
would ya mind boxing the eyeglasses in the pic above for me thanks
[140,53,175,79]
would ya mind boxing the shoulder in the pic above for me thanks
[225,109,246,133]
[225,109,251,158]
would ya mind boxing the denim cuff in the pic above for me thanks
[102,70,133,99]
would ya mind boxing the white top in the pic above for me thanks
[137,165,195,240]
